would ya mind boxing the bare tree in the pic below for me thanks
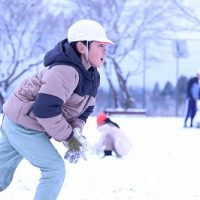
[0,0,45,105]
[0,0,74,111]
[65,0,200,109]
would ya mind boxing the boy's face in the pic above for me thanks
[88,41,108,68]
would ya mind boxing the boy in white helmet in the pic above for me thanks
[0,19,112,199]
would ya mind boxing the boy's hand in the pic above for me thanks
[63,128,89,163]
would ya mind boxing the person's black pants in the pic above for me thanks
[184,99,197,127]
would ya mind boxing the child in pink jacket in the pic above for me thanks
[93,113,132,157]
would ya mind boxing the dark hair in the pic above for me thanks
[105,118,120,128]
[70,41,92,58]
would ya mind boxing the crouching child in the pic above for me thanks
[93,112,132,158]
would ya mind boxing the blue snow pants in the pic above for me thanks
[0,115,66,200]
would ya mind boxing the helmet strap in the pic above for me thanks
[86,41,91,68]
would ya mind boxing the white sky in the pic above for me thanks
[100,0,200,90]
[99,37,200,90]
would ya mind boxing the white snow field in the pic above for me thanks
[1,114,200,200]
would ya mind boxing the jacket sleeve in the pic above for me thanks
[78,105,94,122]
[191,83,199,101]
[68,117,85,131]
[33,65,79,142]
[67,105,94,131]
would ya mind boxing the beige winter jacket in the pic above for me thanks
[3,39,100,141]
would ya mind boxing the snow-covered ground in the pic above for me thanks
[1,114,200,200]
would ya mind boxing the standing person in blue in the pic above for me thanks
[184,70,200,128]
[0,19,113,200]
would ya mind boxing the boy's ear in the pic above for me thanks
[76,42,86,54]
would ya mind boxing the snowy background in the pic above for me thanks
[1,114,200,200]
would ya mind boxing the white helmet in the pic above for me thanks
[67,19,113,44]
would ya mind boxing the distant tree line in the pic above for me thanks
[94,75,188,116]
